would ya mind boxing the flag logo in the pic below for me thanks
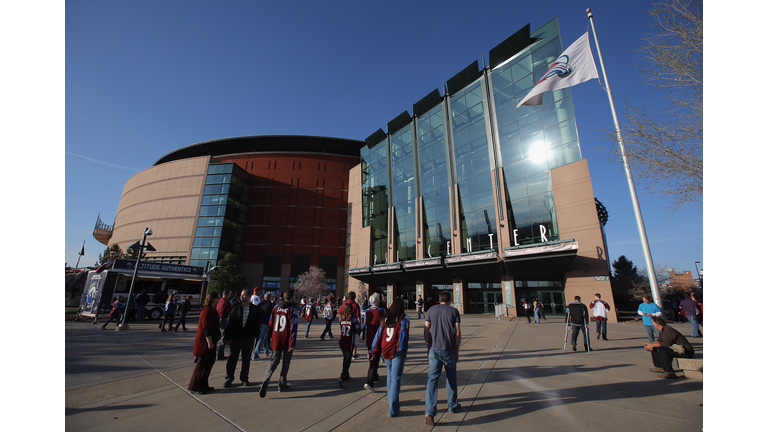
[537,54,573,84]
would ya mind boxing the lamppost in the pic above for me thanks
[694,261,702,290]
[117,227,155,331]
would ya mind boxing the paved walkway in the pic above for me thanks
[65,315,703,431]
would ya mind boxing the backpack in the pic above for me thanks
[322,303,333,319]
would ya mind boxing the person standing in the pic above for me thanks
[638,295,663,342]
[188,291,221,395]
[259,289,299,397]
[644,316,694,379]
[320,297,337,340]
[368,297,409,418]
[136,289,150,323]
[533,297,542,324]
[301,297,319,339]
[363,294,385,392]
[424,291,461,426]
[252,293,275,360]
[691,293,703,336]
[565,296,589,351]
[217,290,233,360]
[174,295,192,332]
[223,289,261,387]
[589,293,611,341]
[337,303,361,389]
[159,293,179,332]
[101,296,124,330]
[416,295,424,319]
[524,298,532,323]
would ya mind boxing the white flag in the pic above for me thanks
[517,32,599,107]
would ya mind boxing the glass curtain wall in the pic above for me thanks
[450,81,496,251]
[491,19,580,246]
[189,163,250,269]
[417,105,451,257]
[360,140,389,265]
[391,125,416,262]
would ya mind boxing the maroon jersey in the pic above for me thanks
[364,307,385,350]
[370,315,410,360]
[338,317,360,352]
[269,302,298,351]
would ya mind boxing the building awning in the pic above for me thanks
[445,251,507,283]
[403,257,455,285]
[502,240,579,281]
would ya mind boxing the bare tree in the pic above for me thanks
[294,266,329,301]
[630,264,671,303]
[603,0,702,209]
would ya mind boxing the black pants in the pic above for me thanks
[225,337,256,383]
[340,350,353,380]
[321,320,334,338]
[366,349,381,385]
[651,346,692,372]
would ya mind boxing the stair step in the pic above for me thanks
[677,358,703,371]
[683,370,703,380]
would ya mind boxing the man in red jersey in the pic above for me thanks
[259,289,298,398]
[363,294,386,392]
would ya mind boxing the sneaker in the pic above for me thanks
[425,415,434,426]
[241,380,250,386]
[223,380,232,388]
[658,372,678,379]
[596,334,600,340]
[101,326,106,330]
[364,383,375,392]
[278,384,290,392]
[449,403,462,414]
[603,338,609,341]
[353,354,360,359]
[571,342,577,352]
[320,336,325,340]
[649,367,664,373]
[253,355,261,360]
[338,378,345,389]
[259,381,268,398]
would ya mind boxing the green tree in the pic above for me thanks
[603,0,702,209]
[610,255,643,309]
[207,253,248,294]
[125,246,147,261]
[95,244,125,266]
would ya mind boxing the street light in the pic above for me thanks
[694,261,702,289]
[117,227,154,331]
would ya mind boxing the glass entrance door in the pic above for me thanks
[538,290,565,316]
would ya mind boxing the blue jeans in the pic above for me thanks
[534,309,540,324]
[595,320,607,339]
[305,319,313,338]
[571,323,588,346]
[644,325,658,342]
[136,306,146,323]
[425,348,459,417]
[417,307,423,319]
[688,315,701,337]
[253,325,271,359]
[384,352,406,417]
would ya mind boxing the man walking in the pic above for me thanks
[223,289,261,387]
[679,293,701,337]
[363,294,386,392]
[252,293,275,360]
[320,297,337,340]
[217,290,233,360]
[589,293,611,341]
[424,291,461,426]
[260,289,299,397]
[416,295,424,319]
[638,295,663,342]
[565,296,589,351]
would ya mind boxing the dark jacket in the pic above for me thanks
[137,293,150,306]
[258,300,275,325]
[178,299,191,315]
[224,300,261,342]
[565,301,588,325]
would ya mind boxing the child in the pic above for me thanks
[338,303,361,388]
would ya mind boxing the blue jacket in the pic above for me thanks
[638,302,661,326]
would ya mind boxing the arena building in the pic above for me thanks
[95,18,616,319]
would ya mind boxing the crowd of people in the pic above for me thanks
[93,284,700,420]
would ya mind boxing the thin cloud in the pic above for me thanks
[66,152,140,171]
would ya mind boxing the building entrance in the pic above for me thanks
[466,283,503,314]
[538,290,566,317]
[515,281,565,317]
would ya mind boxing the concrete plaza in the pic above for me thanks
[65,314,703,431]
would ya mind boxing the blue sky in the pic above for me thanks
[62,0,703,277]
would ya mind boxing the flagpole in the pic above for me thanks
[75,240,85,270]
[586,8,661,306]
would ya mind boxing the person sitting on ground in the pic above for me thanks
[644,316,694,379]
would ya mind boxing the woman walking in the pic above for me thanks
[159,293,178,331]
[368,297,409,417]
[188,291,221,395]
[337,303,361,388]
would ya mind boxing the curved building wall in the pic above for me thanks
[111,156,210,262]
[215,152,359,294]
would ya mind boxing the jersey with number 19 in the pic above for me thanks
[369,315,409,360]
[269,301,298,351]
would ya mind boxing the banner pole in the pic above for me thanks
[586,8,661,306]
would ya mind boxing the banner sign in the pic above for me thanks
[445,252,495,265]
[112,259,204,276]
[503,241,578,258]
[373,263,401,272]
[404,258,441,269]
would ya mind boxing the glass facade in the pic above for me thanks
[358,17,581,262]
[491,19,579,246]
[360,139,389,265]
[189,163,250,269]
[417,104,451,257]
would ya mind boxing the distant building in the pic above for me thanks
[667,268,696,292]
